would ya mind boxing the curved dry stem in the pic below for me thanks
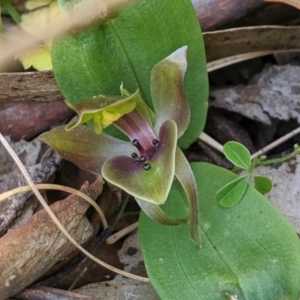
[198,132,223,154]
[0,183,108,229]
[207,49,300,72]
[0,134,149,283]
[106,221,138,244]
[251,126,300,159]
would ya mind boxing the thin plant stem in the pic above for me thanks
[254,148,300,166]
[0,183,108,228]
[198,132,223,154]
[175,148,201,246]
[251,126,300,159]
[207,49,300,72]
[111,193,131,229]
[106,222,138,245]
[0,4,2,35]
[1,0,21,23]
[231,145,300,174]
[69,194,131,290]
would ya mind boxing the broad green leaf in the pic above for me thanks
[223,141,251,170]
[254,175,273,195]
[52,0,208,149]
[216,175,249,207]
[139,163,300,300]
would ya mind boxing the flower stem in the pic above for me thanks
[1,0,21,24]
[135,197,188,225]
[175,148,202,246]
[254,145,300,166]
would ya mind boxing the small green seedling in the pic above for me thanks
[217,141,272,207]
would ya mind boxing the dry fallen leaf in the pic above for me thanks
[0,71,64,103]
[204,26,300,62]
[192,0,264,31]
[254,155,300,234]
[0,101,73,140]
[15,285,100,300]
[265,0,300,10]
[0,138,62,236]
[210,64,300,125]
[0,177,103,300]
[75,231,159,300]
[0,70,73,140]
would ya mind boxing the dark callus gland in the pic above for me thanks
[131,153,139,162]
[132,139,140,147]
[140,156,146,162]
[143,163,151,171]
[131,153,138,159]
[152,139,160,149]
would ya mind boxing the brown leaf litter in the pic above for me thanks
[0,177,103,300]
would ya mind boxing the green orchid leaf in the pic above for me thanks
[151,46,190,138]
[139,163,300,299]
[254,175,273,195]
[216,175,249,207]
[39,125,134,174]
[102,120,177,204]
[135,197,188,225]
[223,141,251,170]
[52,0,208,149]
[175,147,201,244]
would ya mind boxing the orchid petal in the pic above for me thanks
[39,125,135,174]
[151,46,190,138]
[135,197,188,225]
[102,120,177,204]
[65,90,139,132]
[120,83,156,127]
[115,109,157,158]
[175,147,201,245]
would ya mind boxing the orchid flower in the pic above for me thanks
[40,46,201,245]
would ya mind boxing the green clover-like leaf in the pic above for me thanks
[254,175,273,195]
[223,141,251,170]
[216,175,249,207]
